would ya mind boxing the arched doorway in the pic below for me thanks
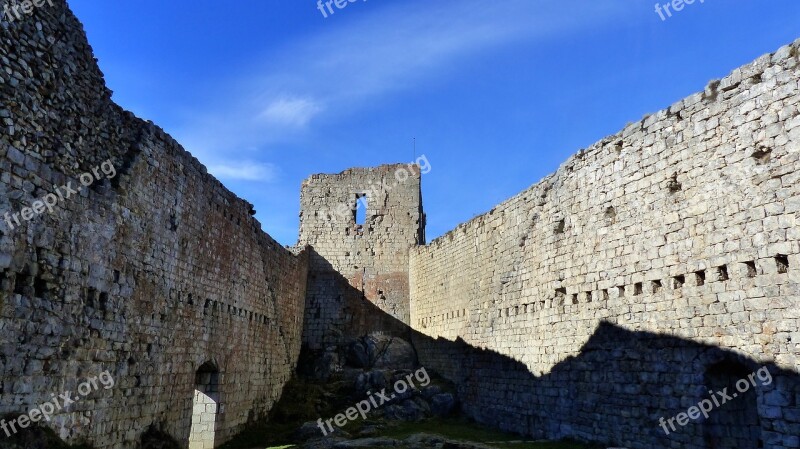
[189,361,220,449]
[703,360,762,448]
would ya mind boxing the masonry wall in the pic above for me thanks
[299,165,424,349]
[0,2,308,448]
[410,39,800,448]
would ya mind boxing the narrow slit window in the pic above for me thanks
[776,255,789,274]
[34,277,49,300]
[744,261,757,278]
[695,270,706,286]
[717,265,729,281]
[354,193,367,225]
[652,280,663,293]
[14,271,31,296]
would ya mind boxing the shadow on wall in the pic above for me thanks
[301,269,800,449]
[411,323,800,449]
[302,248,411,349]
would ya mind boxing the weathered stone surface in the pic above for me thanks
[345,334,417,371]
[409,38,800,449]
[383,399,425,422]
[0,2,309,448]
[372,336,416,370]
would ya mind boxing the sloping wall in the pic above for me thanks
[0,1,307,447]
[410,39,800,448]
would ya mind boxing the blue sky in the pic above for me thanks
[68,0,800,245]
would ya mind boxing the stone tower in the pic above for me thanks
[298,163,425,349]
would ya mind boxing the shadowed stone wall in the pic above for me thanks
[409,39,800,449]
[0,1,308,447]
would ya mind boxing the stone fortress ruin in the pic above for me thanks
[1,1,800,449]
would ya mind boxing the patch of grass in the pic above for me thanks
[216,422,299,449]
[490,442,596,449]
[380,417,520,442]
[380,418,600,449]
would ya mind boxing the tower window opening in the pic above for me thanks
[355,193,368,225]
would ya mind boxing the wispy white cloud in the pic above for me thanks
[258,96,324,127]
[173,0,632,178]
[207,161,278,182]
[245,0,632,115]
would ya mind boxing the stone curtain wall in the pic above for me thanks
[410,39,800,448]
[0,2,308,448]
[299,165,424,349]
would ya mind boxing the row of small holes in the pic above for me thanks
[417,256,791,322]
